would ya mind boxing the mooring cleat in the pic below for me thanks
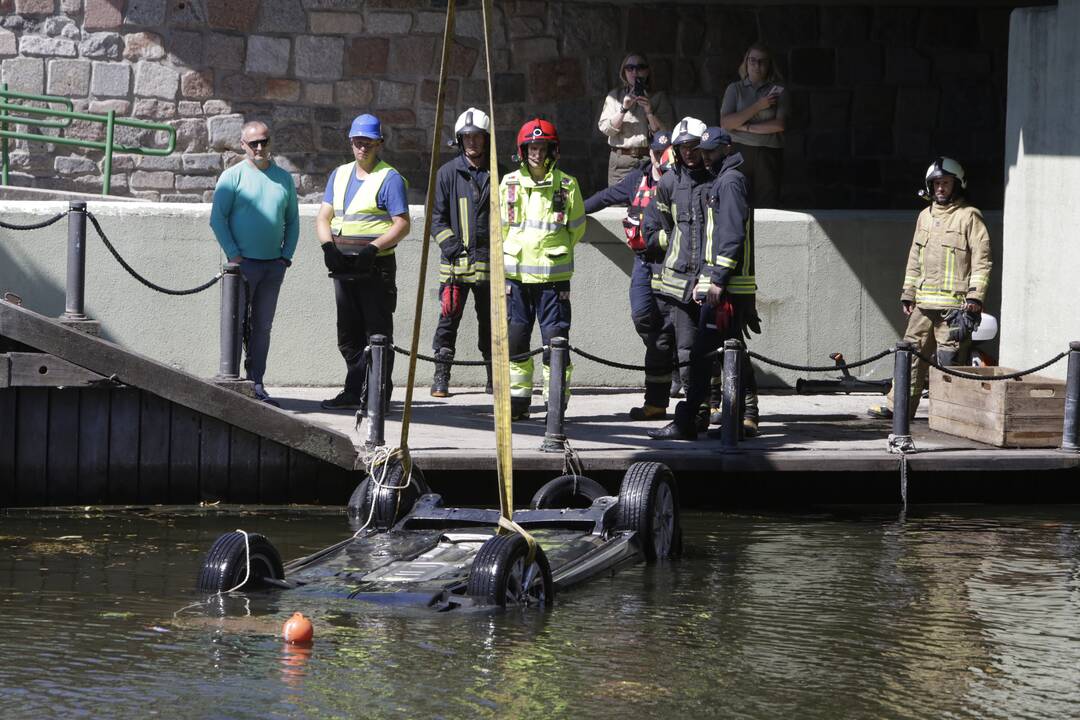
[867,404,893,420]
[629,404,667,421]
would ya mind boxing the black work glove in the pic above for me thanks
[322,243,346,273]
[353,243,378,273]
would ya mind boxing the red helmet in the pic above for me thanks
[516,118,559,157]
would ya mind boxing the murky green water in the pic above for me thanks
[1,506,1079,719]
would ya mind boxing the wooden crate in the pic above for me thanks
[928,366,1066,447]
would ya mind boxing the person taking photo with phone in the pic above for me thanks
[720,43,788,208]
[598,52,675,186]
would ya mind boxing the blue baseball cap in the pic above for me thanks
[349,113,382,140]
[649,132,671,152]
[698,126,732,151]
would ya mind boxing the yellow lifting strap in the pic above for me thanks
[392,0,534,554]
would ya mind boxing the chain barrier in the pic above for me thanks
[86,211,223,296]
[747,347,896,373]
[0,211,69,231]
[910,348,1068,381]
[392,343,542,365]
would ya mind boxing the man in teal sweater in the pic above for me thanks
[209,120,299,406]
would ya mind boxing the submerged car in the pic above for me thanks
[196,461,681,609]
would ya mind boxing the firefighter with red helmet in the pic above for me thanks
[500,118,586,421]
[428,107,504,397]
[868,157,992,420]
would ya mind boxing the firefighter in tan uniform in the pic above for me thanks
[868,157,992,419]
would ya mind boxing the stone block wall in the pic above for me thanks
[0,1,1016,208]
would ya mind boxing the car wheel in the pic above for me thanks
[347,459,430,530]
[196,531,284,593]
[616,461,681,561]
[467,533,554,608]
[530,474,609,509]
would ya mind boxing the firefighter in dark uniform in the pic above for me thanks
[651,127,759,440]
[429,107,502,397]
[584,133,677,419]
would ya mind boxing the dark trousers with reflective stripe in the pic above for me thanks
[679,295,759,428]
[333,256,396,398]
[657,294,698,397]
[431,281,491,359]
[630,256,674,408]
[508,278,571,378]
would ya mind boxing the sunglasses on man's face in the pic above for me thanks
[351,138,379,149]
[245,137,270,148]
[624,63,649,71]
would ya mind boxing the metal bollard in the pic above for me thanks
[364,334,388,449]
[888,341,916,453]
[720,339,744,450]
[63,201,88,320]
[1061,341,1080,452]
[541,336,569,453]
[216,262,242,379]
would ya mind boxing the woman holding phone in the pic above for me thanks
[598,51,675,185]
[720,43,788,207]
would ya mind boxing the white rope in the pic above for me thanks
[173,528,252,618]
[349,448,417,539]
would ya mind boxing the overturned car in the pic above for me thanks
[196,461,681,610]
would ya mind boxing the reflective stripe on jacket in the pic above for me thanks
[901,201,992,309]
[697,152,755,296]
[500,166,586,283]
[432,154,501,284]
[642,164,713,302]
[330,160,399,257]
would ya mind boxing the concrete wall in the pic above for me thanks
[1001,1,1080,379]
[0,200,1001,388]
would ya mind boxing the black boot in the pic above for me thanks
[510,396,530,421]
[430,347,453,398]
[484,361,493,394]
[648,401,699,440]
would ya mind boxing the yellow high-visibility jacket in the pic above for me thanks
[499,166,586,283]
[329,160,402,257]
[901,200,992,309]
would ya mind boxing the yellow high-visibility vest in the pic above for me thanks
[329,160,401,257]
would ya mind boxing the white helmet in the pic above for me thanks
[451,107,490,147]
[671,117,707,146]
[924,156,966,197]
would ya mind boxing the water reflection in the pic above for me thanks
[1,507,1078,719]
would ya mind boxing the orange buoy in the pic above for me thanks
[282,612,313,644]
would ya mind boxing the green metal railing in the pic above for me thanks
[1,83,177,196]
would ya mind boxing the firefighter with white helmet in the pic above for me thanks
[868,156,993,419]
[427,107,503,397]
[500,118,586,421]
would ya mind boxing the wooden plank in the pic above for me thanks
[0,302,357,469]
[46,388,80,505]
[77,387,111,504]
[108,387,140,503]
[169,404,201,504]
[6,352,107,387]
[138,392,171,503]
[930,398,1062,447]
[0,389,17,503]
[200,416,230,502]
[258,439,289,504]
[229,427,260,503]
[287,448,320,504]
[15,388,49,506]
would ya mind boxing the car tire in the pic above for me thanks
[530,474,609,509]
[347,459,429,531]
[467,533,554,608]
[196,531,285,593]
[616,461,681,561]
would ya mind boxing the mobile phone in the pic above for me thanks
[768,85,784,97]
[633,77,646,97]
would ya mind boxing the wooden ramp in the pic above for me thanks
[0,301,362,507]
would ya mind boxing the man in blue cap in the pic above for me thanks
[650,126,761,440]
[316,113,411,410]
